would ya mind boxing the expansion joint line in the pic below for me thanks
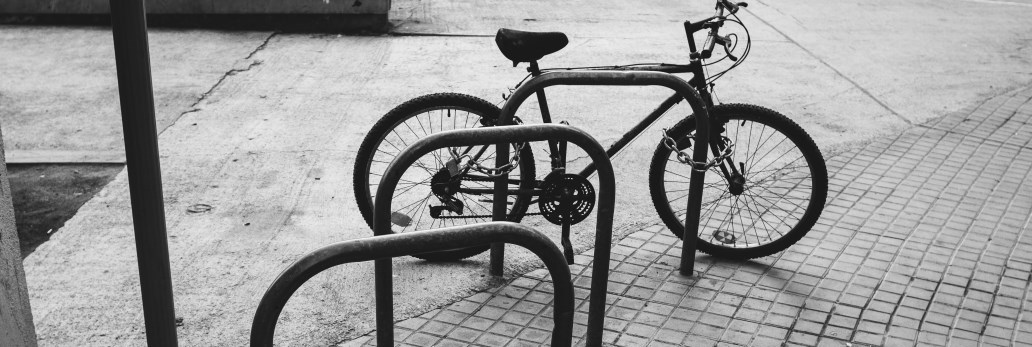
[745,9,913,126]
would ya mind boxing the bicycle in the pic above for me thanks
[353,0,828,262]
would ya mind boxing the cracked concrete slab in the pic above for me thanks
[0,27,272,156]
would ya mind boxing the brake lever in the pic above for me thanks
[713,35,739,62]
[723,40,738,61]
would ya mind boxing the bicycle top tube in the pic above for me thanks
[497,70,709,131]
[540,62,696,75]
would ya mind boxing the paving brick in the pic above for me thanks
[515,327,549,344]
[787,331,819,345]
[404,332,441,345]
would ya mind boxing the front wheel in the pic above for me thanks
[649,103,827,259]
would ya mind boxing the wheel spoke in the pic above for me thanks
[354,98,537,261]
[653,107,824,258]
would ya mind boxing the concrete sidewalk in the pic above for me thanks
[349,84,1032,347]
[3,0,1032,345]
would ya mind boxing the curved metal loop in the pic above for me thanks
[374,124,617,347]
[373,124,616,239]
[368,70,710,347]
[250,222,574,347]
[497,70,711,134]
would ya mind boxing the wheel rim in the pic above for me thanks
[365,106,529,233]
[663,116,818,250]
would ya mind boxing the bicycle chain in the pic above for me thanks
[448,118,528,178]
[661,128,736,172]
[432,211,543,220]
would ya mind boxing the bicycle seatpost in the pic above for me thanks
[528,61,542,76]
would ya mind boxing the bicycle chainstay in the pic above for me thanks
[428,172,543,220]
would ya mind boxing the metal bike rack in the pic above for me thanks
[373,124,617,346]
[494,70,713,279]
[249,222,574,347]
[253,71,712,346]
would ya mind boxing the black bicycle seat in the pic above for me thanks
[495,28,569,64]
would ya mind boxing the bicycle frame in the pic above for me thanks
[492,70,712,276]
[454,3,741,191]
[523,6,739,179]
[522,60,734,183]
[429,1,742,276]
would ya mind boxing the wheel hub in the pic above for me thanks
[430,169,461,196]
[728,173,746,196]
[430,169,464,217]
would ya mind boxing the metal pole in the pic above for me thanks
[678,155,706,276]
[490,134,510,277]
[109,1,179,345]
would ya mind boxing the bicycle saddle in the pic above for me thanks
[495,28,569,64]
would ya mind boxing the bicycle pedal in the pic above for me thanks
[712,229,737,244]
[391,212,412,227]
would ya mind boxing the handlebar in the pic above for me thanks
[685,0,748,59]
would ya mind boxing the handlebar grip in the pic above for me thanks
[723,41,738,61]
[701,29,718,59]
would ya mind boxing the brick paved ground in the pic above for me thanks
[345,86,1032,346]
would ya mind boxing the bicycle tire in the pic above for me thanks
[649,103,827,259]
[353,93,536,261]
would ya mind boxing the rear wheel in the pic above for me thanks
[649,104,827,259]
[353,93,536,261]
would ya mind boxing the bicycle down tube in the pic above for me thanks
[576,92,682,178]
[559,62,718,178]
[494,70,713,279]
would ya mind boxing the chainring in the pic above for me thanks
[538,173,596,225]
